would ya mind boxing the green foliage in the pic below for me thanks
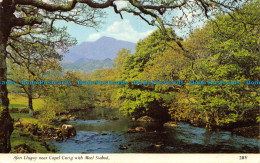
[42,71,95,115]
[117,29,180,119]
[113,1,259,126]
[177,0,260,128]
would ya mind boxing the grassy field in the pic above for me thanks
[9,93,45,111]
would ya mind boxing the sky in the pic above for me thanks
[55,7,157,44]
[53,0,198,45]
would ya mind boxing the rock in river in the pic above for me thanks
[127,127,146,133]
[126,128,136,133]
[135,127,146,132]
[137,116,156,122]
[163,121,179,128]
[61,124,76,138]
[119,145,128,150]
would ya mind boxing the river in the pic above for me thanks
[51,109,260,153]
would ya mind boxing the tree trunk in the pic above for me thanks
[0,4,14,153]
[0,35,13,153]
[28,85,34,115]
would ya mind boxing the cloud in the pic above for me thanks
[88,20,153,43]
[115,1,128,9]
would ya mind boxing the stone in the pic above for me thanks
[119,145,128,150]
[61,124,76,138]
[127,127,146,133]
[126,128,136,133]
[137,116,156,122]
[68,116,78,121]
[154,142,165,148]
[163,121,179,127]
[135,127,146,132]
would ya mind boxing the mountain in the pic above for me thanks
[62,36,136,62]
[62,58,114,73]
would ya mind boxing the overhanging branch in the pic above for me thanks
[11,16,43,27]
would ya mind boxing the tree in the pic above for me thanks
[0,0,245,153]
[177,0,260,129]
[41,71,95,121]
[8,52,61,115]
[7,25,76,115]
[117,29,178,120]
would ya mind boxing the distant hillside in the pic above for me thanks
[62,58,114,73]
[63,36,136,62]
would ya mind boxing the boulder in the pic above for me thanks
[126,127,146,133]
[126,128,136,133]
[61,124,76,138]
[68,115,78,121]
[137,116,156,122]
[119,145,128,150]
[135,127,146,132]
[154,142,165,148]
[163,121,179,128]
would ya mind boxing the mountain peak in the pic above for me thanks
[96,36,116,42]
[63,36,136,62]
[98,36,115,40]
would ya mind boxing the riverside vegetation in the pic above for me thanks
[0,0,259,153]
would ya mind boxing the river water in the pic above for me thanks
[51,109,260,153]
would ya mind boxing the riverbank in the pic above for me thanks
[10,111,82,153]
[10,108,260,153]
[10,113,57,153]
[232,125,260,139]
[52,118,260,153]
